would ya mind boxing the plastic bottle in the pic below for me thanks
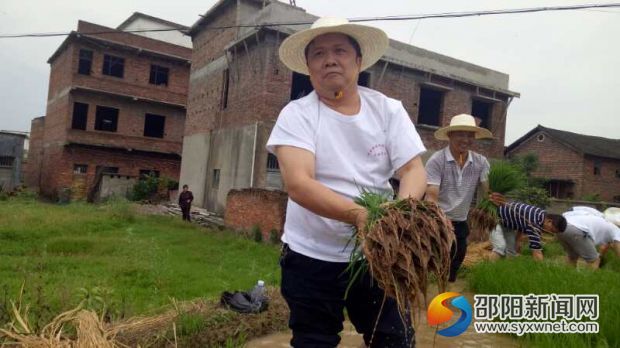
[250,280,266,303]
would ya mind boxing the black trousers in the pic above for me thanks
[181,205,191,221]
[280,244,414,348]
[449,220,469,282]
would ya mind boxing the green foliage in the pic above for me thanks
[0,198,280,330]
[252,225,263,243]
[469,252,620,348]
[581,193,602,202]
[487,160,526,194]
[76,286,120,321]
[223,332,247,348]
[176,312,207,337]
[131,174,160,201]
[509,153,539,178]
[268,229,280,244]
[511,186,551,209]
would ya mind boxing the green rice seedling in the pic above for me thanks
[469,161,526,241]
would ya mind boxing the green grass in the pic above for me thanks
[0,196,280,330]
[468,249,620,348]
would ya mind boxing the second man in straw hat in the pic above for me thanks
[425,114,492,283]
[267,17,426,348]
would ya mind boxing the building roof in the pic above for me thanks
[48,20,192,64]
[506,125,620,160]
[191,0,519,96]
[117,12,189,31]
[0,130,28,138]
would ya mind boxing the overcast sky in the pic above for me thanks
[0,0,618,144]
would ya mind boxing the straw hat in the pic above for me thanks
[434,114,493,140]
[278,17,389,75]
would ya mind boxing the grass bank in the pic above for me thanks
[468,250,620,348]
[0,196,281,333]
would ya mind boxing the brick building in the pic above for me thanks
[25,14,192,200]
[0,131,27,191]
[180,0,519,213]
[506,125,620,202]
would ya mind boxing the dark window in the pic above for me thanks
[78,49,93,75]
[418,87,443,126]
[545,180,574,199]
[149,65,169,86]
[290,72,313,100]
[212,169,220,189]
[0,156,14,167]
[471,99,493,130]
[73,164,88,174]
[139,169,160,179]
[71,102,89,130]
[102,54,124,78]
[614,195,620,203]
[95,106,119,132]
[594,159,602,175]
[221,69,230,110]
[143,114,165,138]
[267,153,280,172]
[358,71,370,87]
[96,166,119,174]
[616,169,620,179]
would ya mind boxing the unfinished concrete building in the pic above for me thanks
[181,0,520,213]
[0,131,27,191]
[26,13,192,200]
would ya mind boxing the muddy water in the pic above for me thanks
[245,280,519,348]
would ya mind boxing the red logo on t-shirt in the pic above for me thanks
[368,144,387,157]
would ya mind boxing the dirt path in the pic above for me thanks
[246,280,519,348]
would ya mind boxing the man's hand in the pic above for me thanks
[488,192,507,206]
[355,209,368,232]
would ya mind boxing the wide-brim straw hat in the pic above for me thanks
[278,17,389,75]
[434,114,494,140]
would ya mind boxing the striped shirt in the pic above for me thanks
[499,202,546,250]
[426,147,490,221]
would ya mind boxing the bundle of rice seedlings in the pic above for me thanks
[350,191,454,329]
[468,161,525,241]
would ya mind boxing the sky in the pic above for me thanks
[0,0,618,145]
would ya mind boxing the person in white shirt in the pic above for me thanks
[267,17,427,348]
[559,211,620,269]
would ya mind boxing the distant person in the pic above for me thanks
[559,211,620,269]
[425,114,492,282]
[178,185,193,222]
[488,194,567,261]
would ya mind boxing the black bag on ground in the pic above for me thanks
[220,290,268,313]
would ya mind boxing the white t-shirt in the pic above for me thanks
[266,87,426,262]
[562,213,620,246]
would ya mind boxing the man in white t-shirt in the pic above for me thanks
[559,211,620,269]
[267,17,427,348]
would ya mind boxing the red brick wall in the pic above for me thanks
[35,20,189,199]
[190,2,238,70]
[23,117,45,188]
[506,130,585,197]
[67,91,184,154]
[225,188,288,237]
[40,145,180,199]
[77,21,192,60]
[71,42,189,106]
[582,156,620,202]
